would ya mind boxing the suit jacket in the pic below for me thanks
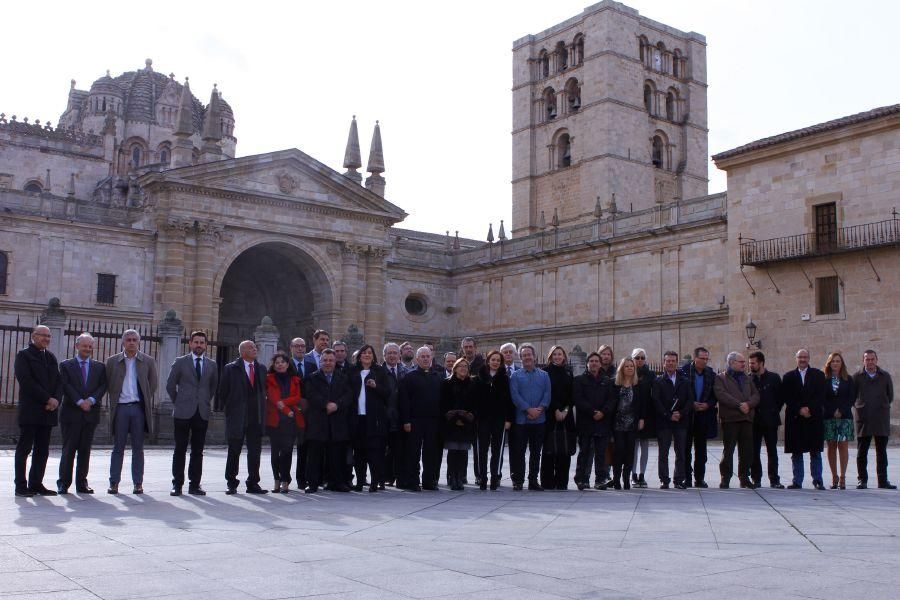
[290,356,317,381]
[348,363,391,438]
[105,351,158,434]
[382,361,404,431]
[853,368,894,437]
[216,358,266,439]
[166,353,218,421]
[713,371,759,423]
[14,344,63,427]
[681,363,718,438]
[782,367,826,453]
[303,369,353,442]
[752,370,784,428]
[652,371,693,430]
[573,371,614,436]
[59,357,107,425]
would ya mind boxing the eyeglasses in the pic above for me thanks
[634,356,646,360]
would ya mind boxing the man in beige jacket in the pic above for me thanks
[714,352,759,489]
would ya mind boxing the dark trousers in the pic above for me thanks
[657,428,688,484]
[270,432,295,484]
[446,448,469,487]
[384,430,405,486]
[510,423,544,484]
[353,417,386,488]
[225,426,263,489]
[752,423,781,485]
[306,439,348,489]
[575,433,610,485]
[15,424,52,491]
[110,403,145,485]
[857,435,889,484]
[540,450,571,489]
[721,421,754,484]
[294,434,307,487]
[407,418,441,487]
[172,410,208,488]
[685,424,709,484]
[58,420,96,490]
[613,430,637,483]
[475,420,507,481]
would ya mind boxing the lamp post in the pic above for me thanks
[745,319,761,350]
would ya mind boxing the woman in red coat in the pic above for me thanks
[266,354,304,493]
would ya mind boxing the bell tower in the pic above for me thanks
[511,0,708,236]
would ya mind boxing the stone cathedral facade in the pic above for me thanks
[1,0,897,407]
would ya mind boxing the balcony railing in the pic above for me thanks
[740,211,900,266]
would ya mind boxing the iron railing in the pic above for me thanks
[740,212,900,266]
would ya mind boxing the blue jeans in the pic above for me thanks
[110,403,145,485]
[791,451,822,486]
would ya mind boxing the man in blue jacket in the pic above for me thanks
[509,343,551,491]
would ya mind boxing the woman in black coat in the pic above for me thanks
[632,348,655,488]
[440,358,476,490]
[541,346,576,490]
[611,357,645,490]
[573,352,614,490]
[823,351,855,490]
[474,350,514,490]
[348,345,391,492]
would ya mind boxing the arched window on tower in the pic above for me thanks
[565,78,581,113]
[665,91,675,121]
[543,87,557,121]
[131,146,142,167]
[638,35,650,67]
[651,135,665,169]
[555,41,568,72]
[157,141,172,165]
[655,42,666,72]
[552,130,572,169]
[538,49,550,79]
[574,34,585,66]
[23,180,43,194]
[643,81,655,114]
[673,49,683,78]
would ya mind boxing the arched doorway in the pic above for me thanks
[216,242,333,360]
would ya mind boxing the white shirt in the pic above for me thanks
[119,354,140,404]
[311,350,322,369]
[193,353,204,377]
[667,372,677,386]
[358,369,370,415]
[798,367,808,385]
[243,360,256,380]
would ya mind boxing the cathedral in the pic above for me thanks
[1,0,897,432]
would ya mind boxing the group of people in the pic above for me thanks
[13,324,895,498]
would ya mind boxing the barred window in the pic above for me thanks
[816,276,839,315]
[97,273,116,305]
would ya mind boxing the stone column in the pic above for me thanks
[254,316,279,368]
[155,309,183,442]
[39,298,68,360]
[155,217,190,321]
[363,247,387,348]
[190,222,223,332]
[569,345,587,377]
[340,243,362,334]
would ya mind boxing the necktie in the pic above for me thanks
[195,357,202,380]
[81,360,89,387]
[507,365,513,377]
[391,366,397,382]
[249,362,255,387]
[326,373,332,385]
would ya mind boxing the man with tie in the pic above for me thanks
[289,337,315,489]
[303,349,353,493]
[217,340,268,494]
[166,331,218,496]
[783,348,827,490]
[382,342,407,488]
[14,325,62,497]
[333,341,350,372]
[652,350,694,489]
[105,329,158,495]
[57,333,107,494]
[500,342,519,378]
[399,346,444,491]
[309,330,330,370]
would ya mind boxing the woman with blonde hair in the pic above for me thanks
[611,357,645,489]
[440,357,476,490]
[823,351,855,489]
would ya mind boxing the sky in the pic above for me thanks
[3,0,898,239]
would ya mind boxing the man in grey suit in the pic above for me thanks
[105,329,158,494]
[167,331,218,496]
[57,333,107,494]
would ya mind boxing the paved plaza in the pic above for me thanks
[3,444,900,600]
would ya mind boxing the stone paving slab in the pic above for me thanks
[2,445,900,599]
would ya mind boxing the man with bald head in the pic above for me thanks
[14,325,62,497]
[217,340,268,494]
[783,348,827,490]
[399,346,444,490]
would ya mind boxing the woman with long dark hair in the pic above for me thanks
[265,354,303,493]
[348,344,391,492]
[440,357,476,490]
[823,351,855,489]
[541,346,576,490]
[474,350,514,490]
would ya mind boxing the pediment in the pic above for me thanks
[143,148,406,223]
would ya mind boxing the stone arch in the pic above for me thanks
[564,77,581,113]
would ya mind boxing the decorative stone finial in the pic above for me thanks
[594,196,603,218]
[539,210,546,230]
[343,115,362,182]
[145,58,153,71]
[165,308,177,320]
[551,208,560,227]
[453,231,461,250]
[70,79,76,89]
[498,220,507,241]
[487,223,495,243]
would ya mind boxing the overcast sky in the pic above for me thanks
[3,0,897,239]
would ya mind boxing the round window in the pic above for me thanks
[404,295,427,316]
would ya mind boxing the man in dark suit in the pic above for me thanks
[652,350,693,489]
[303,348,353,493]
[681,347,717,488]
[14,325,62,497]
[333,341,350,372]
[217,340,268,494]
[400,346,444,491]
[166,331,218,496]
[289,336,315,490]
[382,342,407,488]
[460,337,485,376]
[57,332,107,494]
[749,350,785,489]
[783,348,826,490]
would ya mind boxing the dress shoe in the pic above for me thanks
[613,479,622,490]
[332,484,351,493]
[30,485,58,496]
[490,477,500,491]
[813,481,826,491]
[76,486,94,494]
[674,482,687,490]
[369,484,378,493]
[594,481,608,491]
[280,483,289,494]
[695,481,709,488]
[57,485,69,495]
[421,483,437,491]
[272,481,282,493]
[15,488,34,498]
[637,474,648,488]
[133,485,144,495]
[189,486,206,496]
[479,480,488,491]
[739,480,753,489]
[622,478,630,491]
[225,487,238,495]
[107,484,119,495]
[787,483,802,489]
[528,481,544,491]
[631,472,639,484]
[512,483,523,491]
[660,482,670,489]
[353,483,365,492]
[378,483,386,490]
[719,480,730,489]
[170,487,183,496]
[304,486,318,494]
[878,482,897,490]
[407,484,421,492]
[857,481,867,490]
[246,486,268,494]
[771,482,785,489]
[684,480,693,488]
[577,482,586,491]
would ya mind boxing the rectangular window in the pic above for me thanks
[0,251,7,295]
[814,202,837,253]
[97,273,116,305]
[816,276,839,315]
